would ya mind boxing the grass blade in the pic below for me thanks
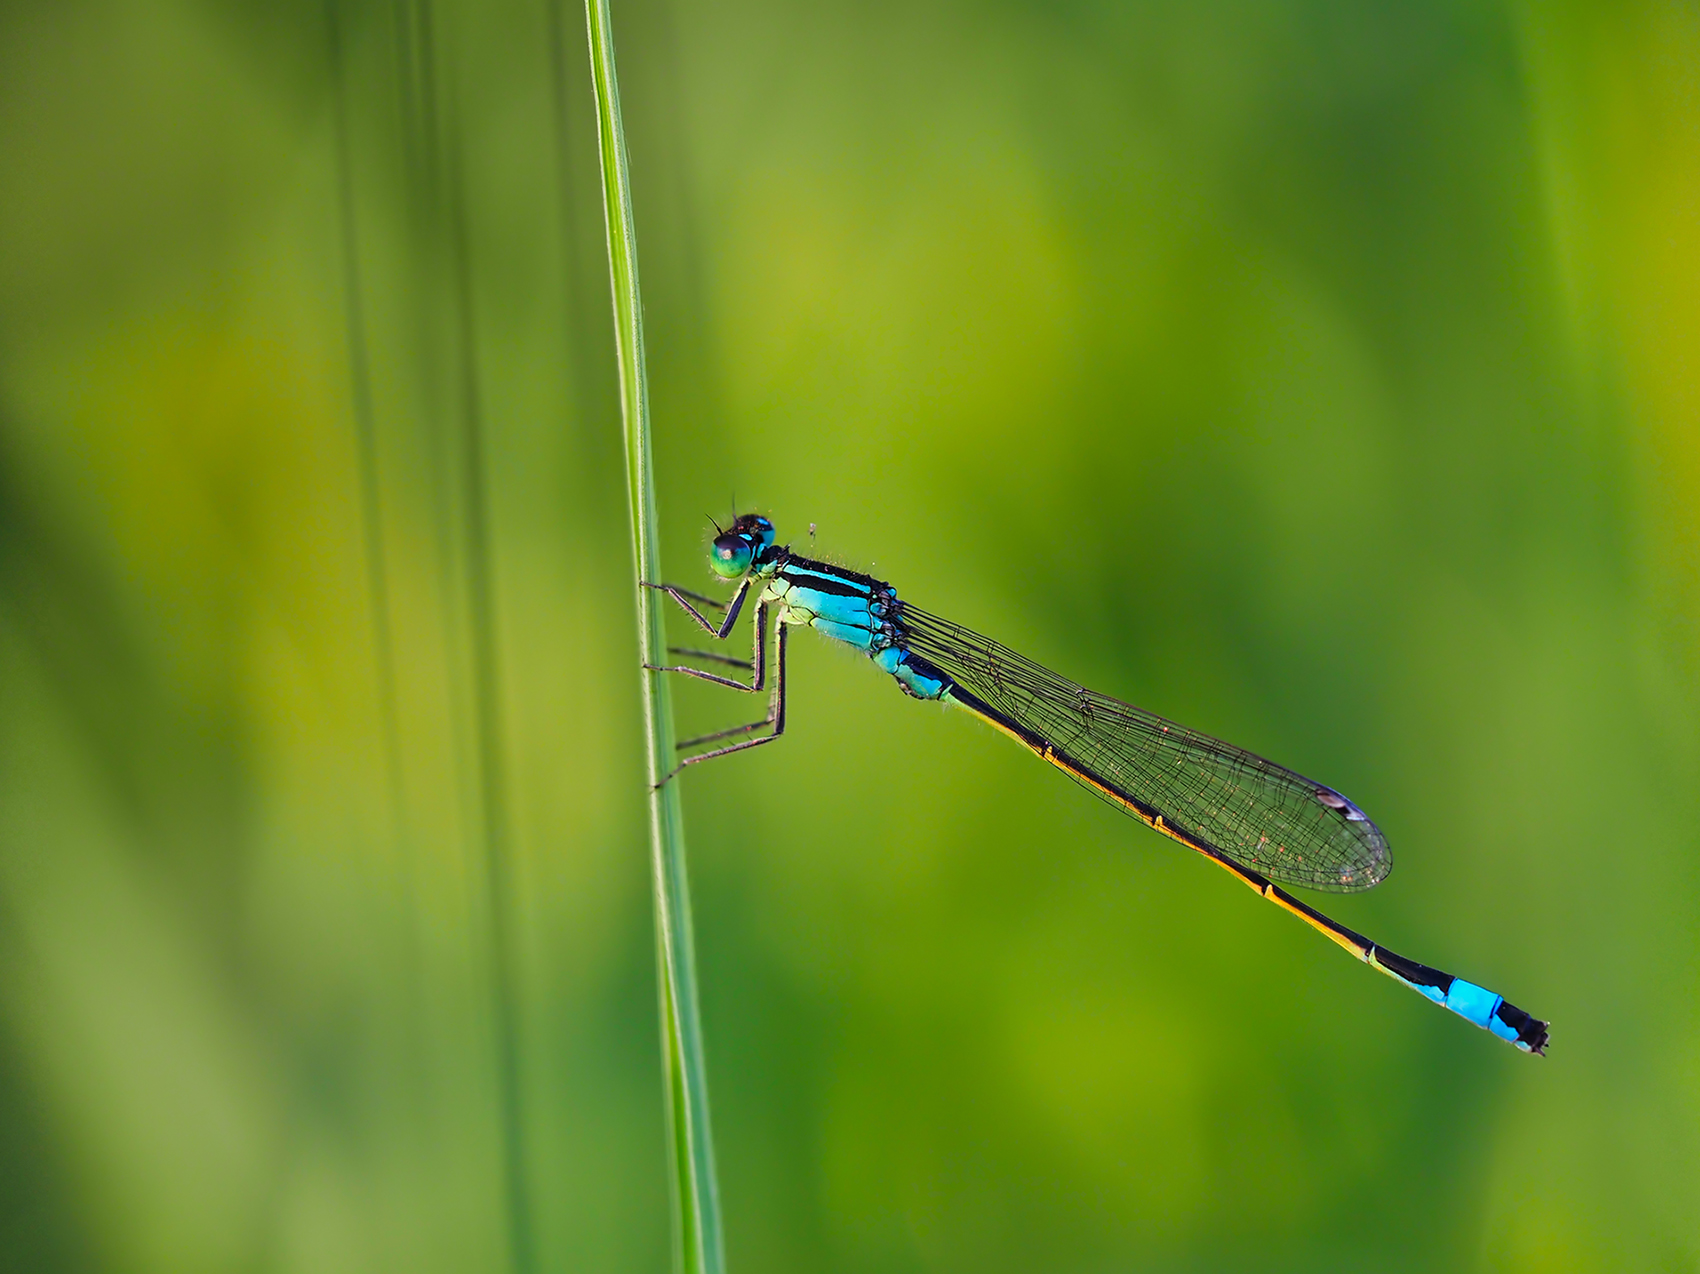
[581,2,726,1271]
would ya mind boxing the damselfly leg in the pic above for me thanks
[643,582,790,783]
[642,584,768,691]
[642,579,749,639]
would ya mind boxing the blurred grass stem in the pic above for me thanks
[583,1,725,1271]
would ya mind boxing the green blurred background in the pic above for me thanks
[2,0,1697,1270]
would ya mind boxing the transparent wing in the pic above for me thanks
[897,604,1390,893]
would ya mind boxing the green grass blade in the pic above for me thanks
[582,2,726,1271]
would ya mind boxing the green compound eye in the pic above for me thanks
[709,533,753,578]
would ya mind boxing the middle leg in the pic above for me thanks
[645,601,770,692]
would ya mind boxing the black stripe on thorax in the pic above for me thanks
[776,569,871,600]
[781,553,888,588]
[776,556,890,599]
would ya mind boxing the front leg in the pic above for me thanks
[642,577,749,639]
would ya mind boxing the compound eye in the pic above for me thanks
[709,533,753,578]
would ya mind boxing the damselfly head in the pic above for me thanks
[707,513,775,579]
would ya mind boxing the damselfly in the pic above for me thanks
[645,514,1549,1054]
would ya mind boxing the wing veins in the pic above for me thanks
[897,604,1391,893]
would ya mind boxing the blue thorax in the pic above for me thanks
[757,548,952,701]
